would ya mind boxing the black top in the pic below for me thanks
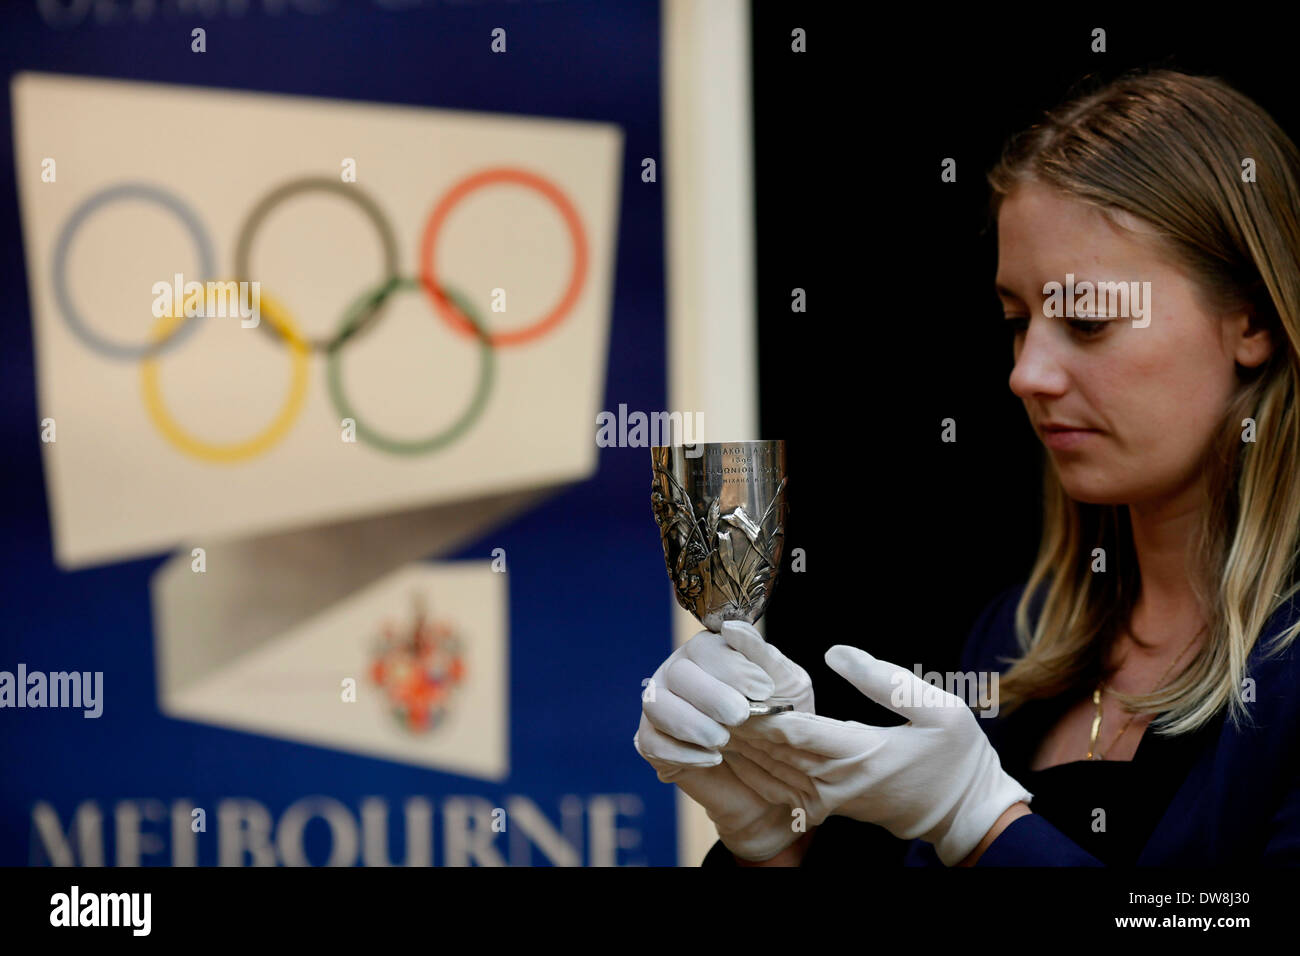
[702,693,1225,867]
[991,694,1224,866]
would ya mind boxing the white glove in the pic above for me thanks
[729,644,1032,866]
[633,621,816,861]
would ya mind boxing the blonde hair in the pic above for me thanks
[988,68,1300,735]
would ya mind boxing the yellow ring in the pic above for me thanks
[139,287,310,463]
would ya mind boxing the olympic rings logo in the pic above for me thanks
[52,168,590,462]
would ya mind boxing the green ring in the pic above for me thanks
[327,277,494,455]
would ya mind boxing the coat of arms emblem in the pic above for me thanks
[369,594,466,733]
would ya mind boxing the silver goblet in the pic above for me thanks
[651,440,792,715]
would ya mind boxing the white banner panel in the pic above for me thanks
[12,72,621,568]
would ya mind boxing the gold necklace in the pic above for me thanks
[1085,628,1201,761]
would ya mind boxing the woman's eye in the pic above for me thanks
[1069,318,1109,337]
[1003,315,1110,338]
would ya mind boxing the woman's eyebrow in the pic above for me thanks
[994,282,1022,300]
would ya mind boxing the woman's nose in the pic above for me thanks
[1008,321,1069,399]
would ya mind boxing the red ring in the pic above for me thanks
[420,167,589,346]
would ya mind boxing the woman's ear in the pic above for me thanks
[1232,308,1275,369]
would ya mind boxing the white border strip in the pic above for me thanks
[662,0,758,867]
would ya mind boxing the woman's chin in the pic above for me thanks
[1059,481,1127,506]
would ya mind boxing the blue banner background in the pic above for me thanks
[0,0,672,866]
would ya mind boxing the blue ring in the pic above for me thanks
[52,182,215,360]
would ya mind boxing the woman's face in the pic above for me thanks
[996,181,1271,509]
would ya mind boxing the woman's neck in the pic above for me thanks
[1125,487,1206,653]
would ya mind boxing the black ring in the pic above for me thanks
[233,177,400,352]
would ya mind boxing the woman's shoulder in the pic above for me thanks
[1243,595,1300,715]
[1255,592,1300,656]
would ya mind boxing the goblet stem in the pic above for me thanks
[748,701,794,716]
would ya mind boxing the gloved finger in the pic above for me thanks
[729,725,841,776]
[725,742,831,829]
[824,645,955,722]
[720,620,806,687]
[719,746,806,807]
[729,710,872,758]
[634,714,723,769]
[668,759,771,831]
[682,631,776,699]
[725,736,820,795]
[666,656,753,727]
[643,684,731,750]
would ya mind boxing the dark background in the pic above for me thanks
[755,11,1300,725]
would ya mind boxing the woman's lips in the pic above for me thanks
[1042,427,1099,450]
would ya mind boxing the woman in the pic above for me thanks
[633,67,1300,866]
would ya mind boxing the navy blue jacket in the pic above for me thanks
[902,584,1300,865]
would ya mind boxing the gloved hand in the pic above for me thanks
[633,620,815,861]
[728,644,1032,866]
